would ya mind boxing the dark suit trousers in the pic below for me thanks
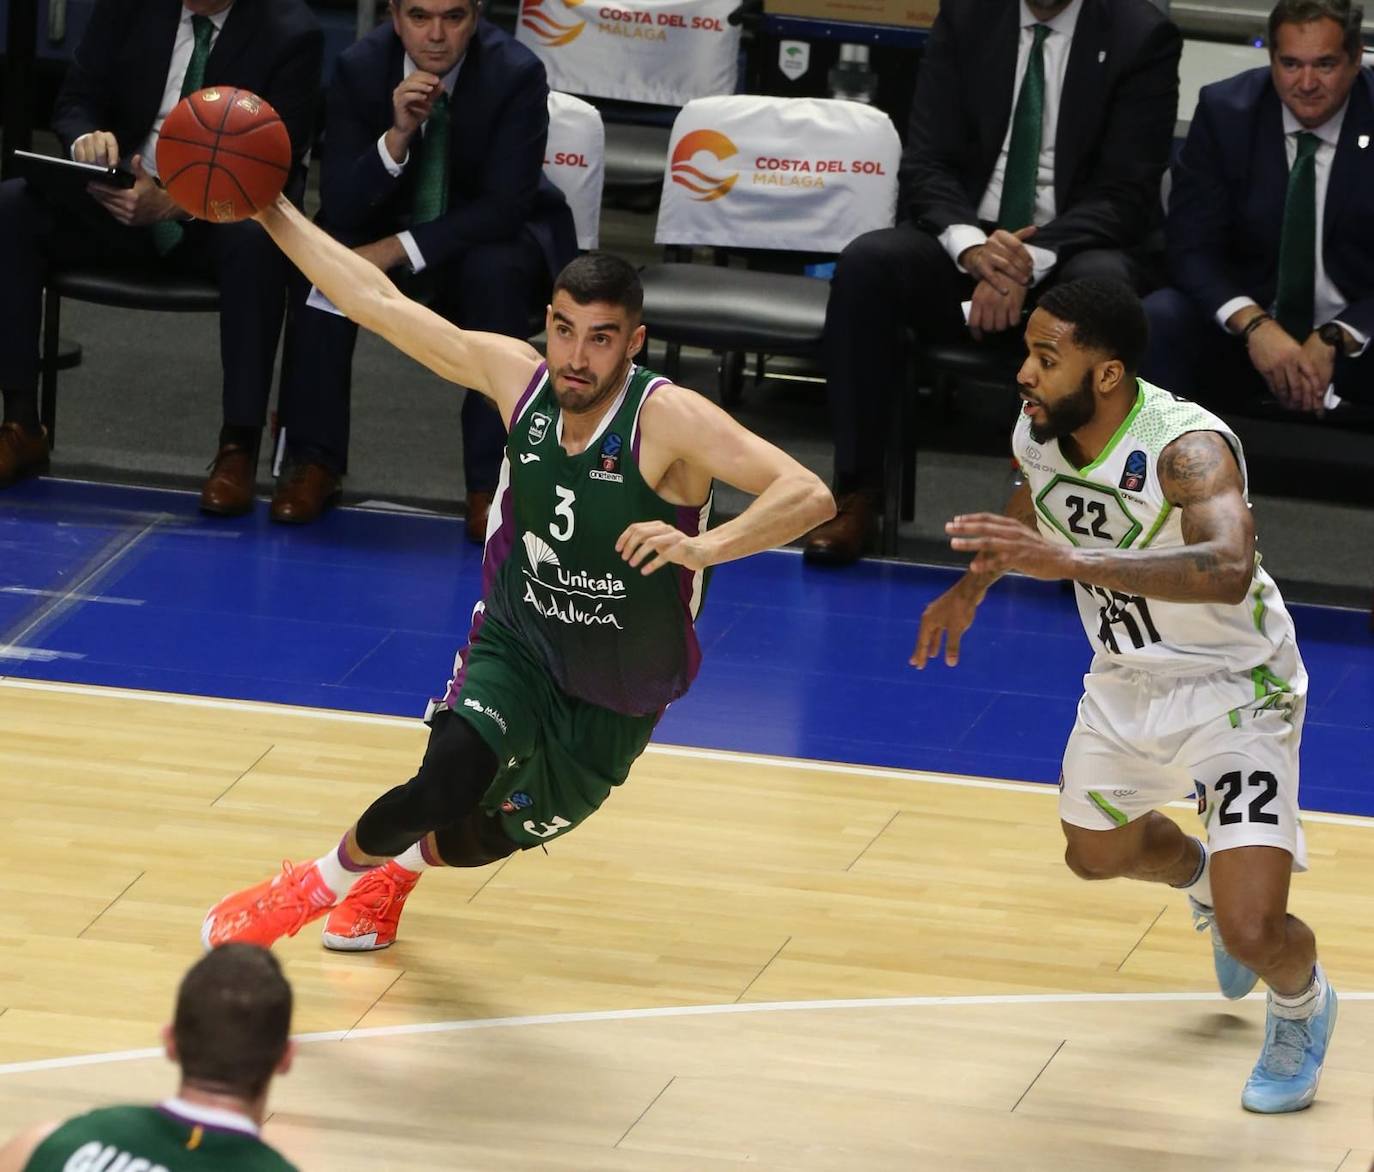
[0,177,288,430]
[1143,287,1374,411]
[823,222,1145,493]
[275,231,548,491]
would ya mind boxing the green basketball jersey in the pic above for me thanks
[23,1102,296,1172]
[451,362,711,717]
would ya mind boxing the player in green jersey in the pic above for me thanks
[202,195,835,955]
[0,945,297,1171]
[913,279,1335,1115]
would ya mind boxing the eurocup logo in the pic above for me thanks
[670,129,739,201]
[520,0,586,46]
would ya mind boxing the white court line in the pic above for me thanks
[0,647,86,663]
[1,990,1372,1078]
[1,677,1372,830]
[2,588,143,606]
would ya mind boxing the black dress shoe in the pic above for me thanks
[803,491,874,566]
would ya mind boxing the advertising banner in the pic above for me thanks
[518,0,740,106]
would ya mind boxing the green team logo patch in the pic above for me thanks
[1035,475,1142,548]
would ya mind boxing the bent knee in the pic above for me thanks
[1214,910,1289,972]
[1062,824,1131,881]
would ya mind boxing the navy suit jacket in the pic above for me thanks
[1166,67,1374,338]
[51,0,322,188]
[320,21,575,278]
[900,0,1181,261]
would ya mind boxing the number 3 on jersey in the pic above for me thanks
[550,485,576,542]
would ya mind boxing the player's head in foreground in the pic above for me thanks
[545,252,647,417]
[168,943,295,1115]
[1017,278,1149,443]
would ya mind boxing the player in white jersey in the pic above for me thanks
[912,279,1335,1114]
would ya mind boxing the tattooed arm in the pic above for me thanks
[945,431,1256,605]
[1069,430,1254,603]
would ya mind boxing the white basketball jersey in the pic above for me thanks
[1013,379,1296,676]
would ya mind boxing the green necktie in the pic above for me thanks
[410,91,451,226]
[1273,131,1320,340]
[997,23,1050,232]
[152,14,216,255]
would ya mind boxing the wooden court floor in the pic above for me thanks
[1,678,1371,1170]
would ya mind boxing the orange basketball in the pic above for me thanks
[156,87,291,223]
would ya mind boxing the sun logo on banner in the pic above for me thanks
[520,0,586,46]
[670,129,739,201]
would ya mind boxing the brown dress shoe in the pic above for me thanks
[200,442,258,516]
[803,491,875,566]
[465,489,494,545]
[0,422,50,488]
[271,462,342,524]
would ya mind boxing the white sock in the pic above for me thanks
[1270,965,1327,1020]
[313,839,373,901]
[1173,836,1213,907]
[393,842,433,873]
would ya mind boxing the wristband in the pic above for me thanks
[1241,312,1272,341]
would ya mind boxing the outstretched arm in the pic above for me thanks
[946,431,1255,604]
[254,197,541,423]
[911,480,1034,669]
[615,386,834,574]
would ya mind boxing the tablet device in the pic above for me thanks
[11,149,137,191]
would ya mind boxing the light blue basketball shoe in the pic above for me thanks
[1189,895,1260,1000]
[1242,973,1338,1114]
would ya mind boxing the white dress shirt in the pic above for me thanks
[376,55,465,273]
[1215,101,1369,354]
[940,0,1083,284]
[137,5,233,177]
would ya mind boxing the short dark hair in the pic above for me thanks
[552,252,644,319]
[174,945,292,1100]
[1268,0,1364,60]
[1036,278,1149,373]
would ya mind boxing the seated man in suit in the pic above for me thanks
[0,0,322,510]
[807,0,1181,564]
[1143,0,1374,422]
[269,0,576,534]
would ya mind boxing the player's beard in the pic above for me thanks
[1030,370,1096,443]
[552,356,630,416]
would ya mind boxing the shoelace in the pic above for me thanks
[263,860,331,938]
[351,867,409,915]
[205,444,252,474]
[1262,1015,1311,1077]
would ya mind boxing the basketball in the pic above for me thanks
[156,87,291,223]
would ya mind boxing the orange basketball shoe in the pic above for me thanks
[201,860,339,950]
[321,861,422,952]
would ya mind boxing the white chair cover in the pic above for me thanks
[544,92,605,250]
[654,95,900,253]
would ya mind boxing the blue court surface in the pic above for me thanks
[2,478,1371,815]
